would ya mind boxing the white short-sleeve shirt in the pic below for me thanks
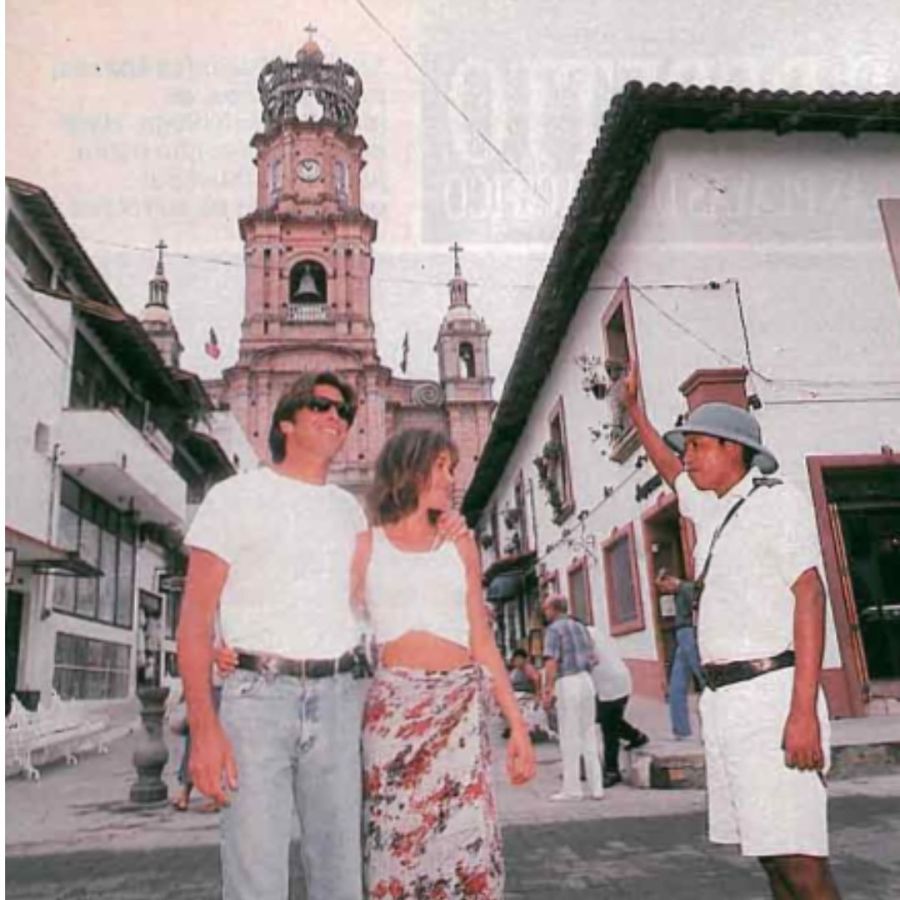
[587,626,632,701]
[184,467,368,659]
[675,468,822,665]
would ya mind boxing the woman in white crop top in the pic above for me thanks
[353,428,535,899]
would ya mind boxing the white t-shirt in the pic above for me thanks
[587,626,632,701]
[184,467,368,659]
[675,468,822,665]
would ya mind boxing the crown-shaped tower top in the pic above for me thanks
[256,25,364,134]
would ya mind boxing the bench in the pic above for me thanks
[5,691,111,781]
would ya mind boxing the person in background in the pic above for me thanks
[588,625,649,787]
[541,594,604,801]
[509,648,540,694]
[656,571,706,739]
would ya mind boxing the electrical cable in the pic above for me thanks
[351,0,549,204]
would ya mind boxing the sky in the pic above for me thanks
[7,0,900,395]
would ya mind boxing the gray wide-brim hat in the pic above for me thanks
[662,402,779,474]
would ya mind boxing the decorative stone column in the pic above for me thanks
[129,685,170,804]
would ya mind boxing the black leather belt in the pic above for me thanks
[702,649,795,691]
[236,650,355,680]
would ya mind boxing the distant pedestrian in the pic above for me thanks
[541,595,604,801]
[623,363,841,899]
[588,626,648,787]
[509,648,540,694]
[656,572,706,739]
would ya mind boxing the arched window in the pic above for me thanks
[287,261,328,322]
[269,159,283,200]
[459,342,476,378]
[334,160,349,207]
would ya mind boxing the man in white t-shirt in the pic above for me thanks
[587,626,648,787]
[177,372,368,900]
[622,365,841,900]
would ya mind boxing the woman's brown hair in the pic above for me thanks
[368,428,459,524]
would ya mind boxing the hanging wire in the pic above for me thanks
[350,0,549,205]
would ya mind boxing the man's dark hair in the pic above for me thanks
[368,428,458,524]
[716,438,755,473]
[268,371,357,463]
[741,444,755,470]
[511,648,528,660]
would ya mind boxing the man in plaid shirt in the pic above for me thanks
[541,595,604,801]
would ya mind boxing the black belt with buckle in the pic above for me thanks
[236,650,355,680]
[702,649,795,691]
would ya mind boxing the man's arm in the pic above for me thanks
[176,548,237,803]
[782,566,827,771]
[621,363,683,488]
[541,657,558,707]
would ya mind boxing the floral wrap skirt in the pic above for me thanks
[362,664,504,899]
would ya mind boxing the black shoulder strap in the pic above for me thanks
[695,477,782,587]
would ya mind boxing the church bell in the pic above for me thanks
[293,266,322,303]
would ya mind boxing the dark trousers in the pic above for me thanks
[595,695,642,775]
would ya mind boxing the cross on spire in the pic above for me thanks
[155,239,168,276]
[304,22,318,42]
[449,241,463,277]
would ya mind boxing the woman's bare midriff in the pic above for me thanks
[380,630,472,671]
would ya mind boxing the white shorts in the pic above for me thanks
[699,666,831,858]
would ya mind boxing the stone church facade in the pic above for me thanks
[204,36,495,499]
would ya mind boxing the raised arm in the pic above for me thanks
[176,547,236,804]
[621,362,683,488]
[458,535,536,785]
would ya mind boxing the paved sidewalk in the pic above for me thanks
[6,690,900,857]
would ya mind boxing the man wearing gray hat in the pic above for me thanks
[622,365,840,900]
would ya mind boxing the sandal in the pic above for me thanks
[197,799,221,814]
[171,793,190,812]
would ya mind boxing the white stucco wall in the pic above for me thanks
[5,252,74,543]
[482,129,900,675]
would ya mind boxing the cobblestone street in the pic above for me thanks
[6,793,900,899]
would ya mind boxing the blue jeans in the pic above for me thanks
[219,669,365,900]
[668,627,705,738]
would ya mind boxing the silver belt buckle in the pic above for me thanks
[259,655,280,682]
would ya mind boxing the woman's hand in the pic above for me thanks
[213,644,238,678]
[506,726,536,786]
[435,510,472,546]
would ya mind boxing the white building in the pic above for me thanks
[5,177,244,712]
[464,84,900,720]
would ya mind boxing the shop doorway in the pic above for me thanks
[6,590,24,715]
[809,458,900,715]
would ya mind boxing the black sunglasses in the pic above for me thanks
[304,395,356,425]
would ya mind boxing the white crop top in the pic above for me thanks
[366,528,470,648]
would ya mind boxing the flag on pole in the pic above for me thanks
[204,327,221,360]
[400,331,409,373]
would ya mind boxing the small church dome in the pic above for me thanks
[297,39,324,63]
